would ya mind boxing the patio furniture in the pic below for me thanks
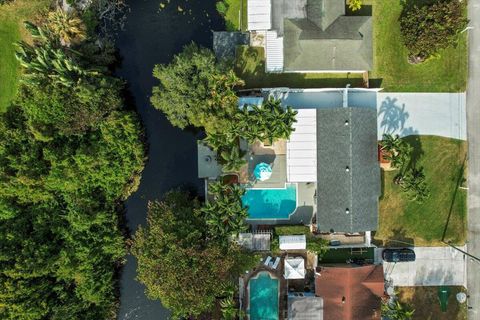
[264,256,272,266]
[272,257,281,269]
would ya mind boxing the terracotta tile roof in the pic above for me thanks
[315,265,384,320]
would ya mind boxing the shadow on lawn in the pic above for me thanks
[373,227,415,248]
[403,135,424,172]
[441,153,467,243]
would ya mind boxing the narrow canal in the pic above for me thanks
[114,0,223,318]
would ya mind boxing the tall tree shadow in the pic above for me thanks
[403,135,424,171]
[441,153,467,242]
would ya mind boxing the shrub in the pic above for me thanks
[216,1,228,16]
[400,167,430,203]
[348,0,362,12]
[399,0,468,62]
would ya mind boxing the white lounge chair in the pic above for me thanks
[263,256,272,267]
[264,256,272,266]
[272,257,281,269]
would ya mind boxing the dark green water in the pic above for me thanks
[115,0,223,318]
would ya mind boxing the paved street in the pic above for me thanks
[467,0,480,318]
[377,92,466,140]
[377,247,467,287]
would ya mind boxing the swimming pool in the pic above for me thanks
[248,272,279,320]
[241,184,297,219]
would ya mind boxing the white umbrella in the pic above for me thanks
[284,258,305,279]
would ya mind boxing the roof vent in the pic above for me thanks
[344,120,349,126]
[345,166,350,172]
[346,208,350,214]
[342,296,346,304]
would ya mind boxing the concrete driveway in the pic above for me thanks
[377,92,466,141]
[378,246,467,286]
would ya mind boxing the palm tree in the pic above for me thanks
[380,134,412,170]
[400,167,430,203]
[46,9,87,47]
[202,182,248,239]
[219,145,247,173]
[235,97,297,144]
[15,22,101,87]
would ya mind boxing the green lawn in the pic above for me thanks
[397,286,467,320]
[368,0,467,92]
[375,136,467,247]
[319,247,374,264]
[223,0,247,31]
[235,46,365,89]
[0,0,49,112]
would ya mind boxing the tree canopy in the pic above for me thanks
[400,0,468,62]
[0,12,145,320]
[132,190,254,319]
[151,43,244,133]
[151,44,298,172]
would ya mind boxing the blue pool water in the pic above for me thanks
[242,184,297,219]
[249,272,279,320]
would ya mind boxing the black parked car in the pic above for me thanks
[382,248,416,262]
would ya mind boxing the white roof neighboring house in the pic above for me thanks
[247,0,271,30]
[279,235,307,250]
[284,257,306,279]
[287,109,317,182]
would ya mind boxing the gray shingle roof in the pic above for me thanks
[316,107,380,233]
[283,16,373,71]
[268,0,373,71]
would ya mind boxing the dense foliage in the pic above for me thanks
[380,134,412,170]
[381,134,430,203]
[151,43,243,133]
[151,44,297,171]
[236,97,297,144]
[400,167,430,203]
[132,190,255,319]
[382,300,415,320]
[0,13,144,320]
[201,181,248,240]
[400,0,467,62]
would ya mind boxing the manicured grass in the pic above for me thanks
[235,46,365,89]
[223,0,247,31]
[319,247,374,264]
[0,0,50,112]
[367,0,467,92]
[375,136,467,246]
[397,286,467,320]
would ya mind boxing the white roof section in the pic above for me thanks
[279,235,307,250]
[247,0,271,30]
[266,31,284,72]
[284,257,306,279]
[287,109,317,182]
